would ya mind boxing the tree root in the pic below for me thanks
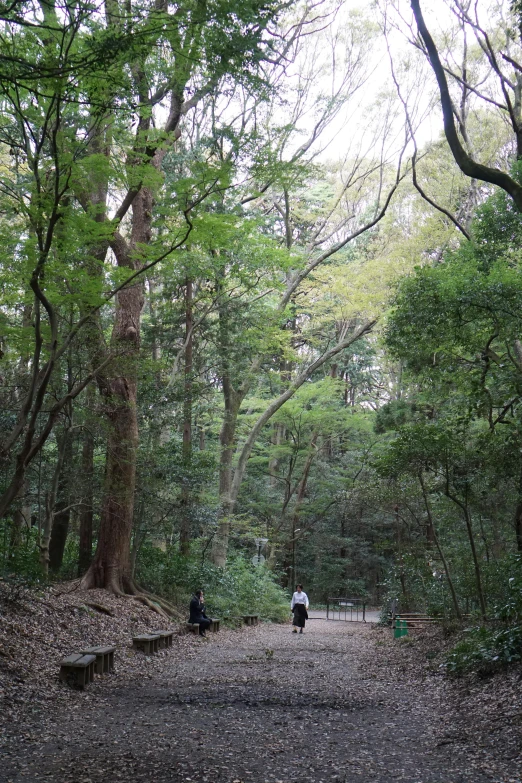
[85,601,115,616]
[55,579,82,596]
[132,594,171,620]
[78,568,178,621]
[133,583,180,617]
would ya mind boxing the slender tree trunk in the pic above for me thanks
[9,478,29,552]
[10,508,24,552]
[180,278,193,556]
[48,431,74,572]
[40,430,68,577]
[288,433,318,589]
[446,486,487,620]
[269,422,285,487]
[211,280,243,567]
[419,472,461,620]
[395,504,408,604]
[78,406,94,575]
[513,463,522,552]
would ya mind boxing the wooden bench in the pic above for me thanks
[186,623,200,635]
[132,633,161,654]
[80,645,115,674]
[150,630,174,648]
[391,613,439,631]
[209,618,220,633]
[243,614,259,626]
[59,654,96,689]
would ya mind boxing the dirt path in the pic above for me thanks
[2,620,520,783]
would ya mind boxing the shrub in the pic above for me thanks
[444,624,522,676]
[135,544,289,622]
[444,556,522,676]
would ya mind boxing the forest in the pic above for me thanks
[1,0,522,675]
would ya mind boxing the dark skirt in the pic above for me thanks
[292,603,308,628]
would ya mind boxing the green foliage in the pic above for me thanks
[136,546,289,622]
[445,624,522,676]
[0,524,45,585]
[444,558,522,675]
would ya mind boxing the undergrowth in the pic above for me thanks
[136,544,289,622]
[444,556,522,676]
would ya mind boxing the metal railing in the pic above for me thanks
[326,597,366,622]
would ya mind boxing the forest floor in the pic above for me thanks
[1,583,521,783]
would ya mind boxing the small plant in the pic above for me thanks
[444,556,522,677]
[444,625,522,676]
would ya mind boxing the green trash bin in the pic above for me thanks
[394,617,408,638]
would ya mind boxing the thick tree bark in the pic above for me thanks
[81,191,149,593]
[83,367,140,593]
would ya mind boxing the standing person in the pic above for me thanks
[189,589,211,637]
[291,584,309,634]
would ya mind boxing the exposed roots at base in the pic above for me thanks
[79,570,177,621]
[132,594,171,620]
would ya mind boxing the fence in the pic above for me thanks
[326,597,366,622]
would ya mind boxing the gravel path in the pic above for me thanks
[2,620,520,783]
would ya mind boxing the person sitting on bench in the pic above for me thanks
[189,589,211,636]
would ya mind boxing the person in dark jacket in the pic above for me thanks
[189,589,211,636]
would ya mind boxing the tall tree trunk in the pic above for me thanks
[211,392,240,566]
[211,280,243,567]
[9,478,30,552]
[81,191,149,593]
[180,278,193,556]
[445,486,487,621]
[419,472,461,620]
[78,390,95,575]
[40,430,69,577]
[288,433,318,589]
[48,431,74,572]
[513,463,522,552]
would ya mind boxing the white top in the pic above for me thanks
[291,591,309,610]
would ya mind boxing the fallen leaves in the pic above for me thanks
[0,586,521,782]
